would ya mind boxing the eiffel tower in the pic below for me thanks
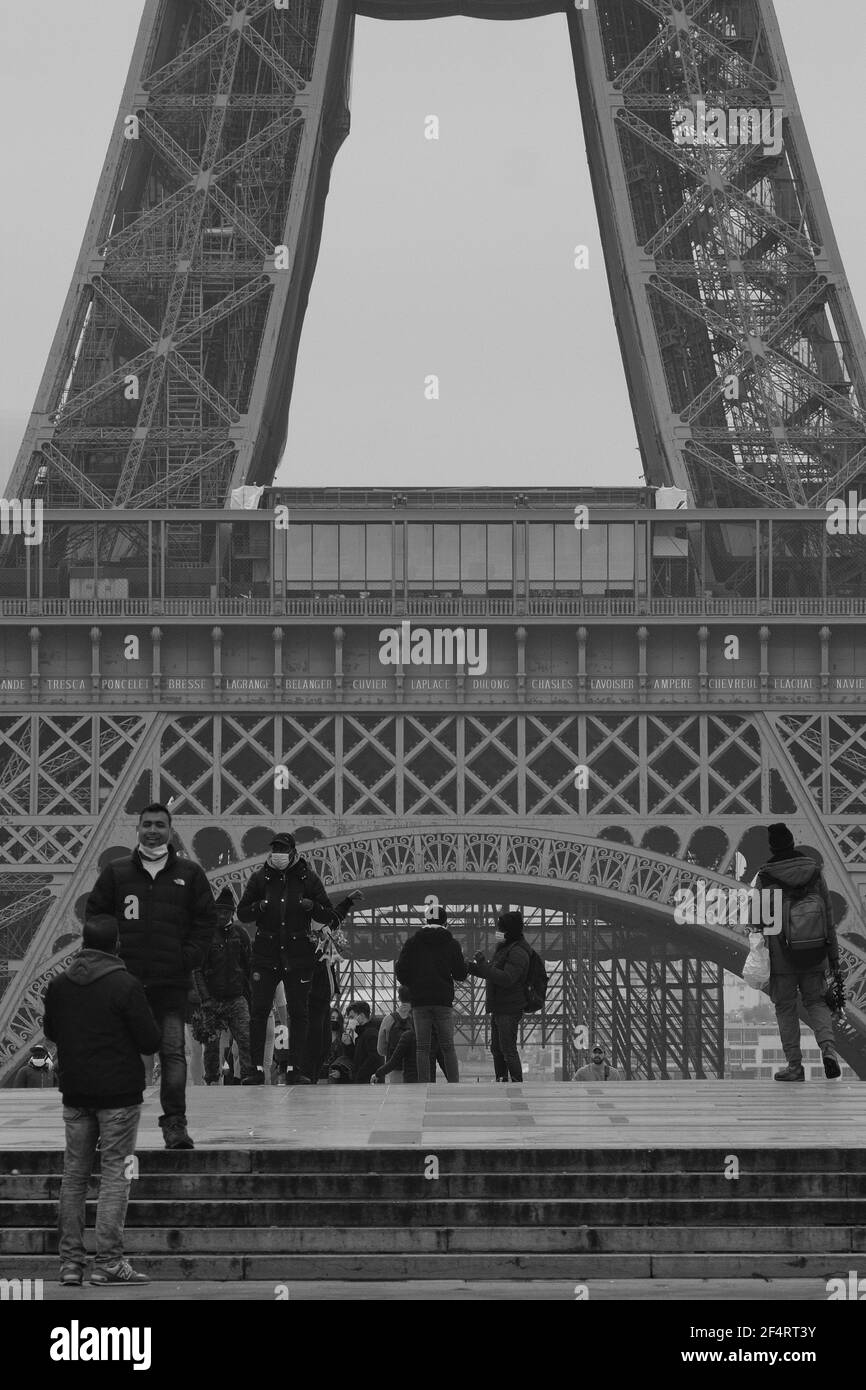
[2,0,865,1081]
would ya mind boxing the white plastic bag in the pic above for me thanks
[742,930,770,990]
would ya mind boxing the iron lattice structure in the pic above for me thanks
[3,1,866,1077]
[3,711,866,1078]
[8,0,866,511]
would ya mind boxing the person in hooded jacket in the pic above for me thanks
[468,911,530,1081]
[755,822,842,1081]
[193,887,254,1084]
[395,905,467,1082]
[237,831,361,1083]
[13,1043,58,1088]
[43,915,162,1288]
[85,802,216,1150]
[371,1010,423,1084]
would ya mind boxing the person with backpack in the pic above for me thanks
[468,911,531,1082]
[574,1043,623,1081]
[192,887,254,1085]
[395,905,468,1082]
[754,822,842,1081]
[371,1009,423,1084]
[237,832,361,1084]
[377,987,413,1083]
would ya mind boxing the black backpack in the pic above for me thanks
[763,862,830,953]
[523,948,549,1013]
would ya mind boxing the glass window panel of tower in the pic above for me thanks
[407,523,433,589]
[365,523,393,590]
[285,523,311,592]
[313,524,339,590]
[528,524,554,593]
[434,524,460,590]
[554,523,580,591]
[460,522,486,593]
[339,524,366,590]
[487,524,512,590]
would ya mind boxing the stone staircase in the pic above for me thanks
[2,1147,864,1282]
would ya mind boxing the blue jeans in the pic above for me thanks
[58,1105,141,1268]
[146,991,187,1119]
[413,1005,459,1082]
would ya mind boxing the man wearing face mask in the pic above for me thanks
[13,1043,58,1088]
[237,832,361,1084]
[85,803,217,1149]
[468,911,531,1082]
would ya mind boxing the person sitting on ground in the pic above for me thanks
[13,1043,58,1089]
[341,1001,382,1083]
[574,1043,623,1081]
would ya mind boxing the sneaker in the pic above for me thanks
[59,1265,83,1287]
[242,1067,265,1085]
[774,1064,805,1081]
[159,1116,195,1150]
[821,1047,842,1079]
[90,1261,150,1286]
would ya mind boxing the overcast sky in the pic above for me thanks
[1,2,864,492]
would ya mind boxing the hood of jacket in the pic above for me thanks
[65,948,127,987]
[761,852,820,889]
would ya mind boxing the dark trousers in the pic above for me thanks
[250,963,314,1071]
[145,988,187,1120]
[491,1012,523,1081]
[203,996,252,1082]
[302,995,332,1082]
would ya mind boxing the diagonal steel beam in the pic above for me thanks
[143,25,226,94]
[167,350,239,423]
[172,275,272,348]
[38,442,113,509]
[51,348,153,425]
[241,23,307,94]
[126,441,236,509]
[210,109,305,181]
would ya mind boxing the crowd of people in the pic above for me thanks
[17,810,846,1285]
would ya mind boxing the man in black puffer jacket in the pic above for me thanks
[237,832,361,1083]
[43,915,162,1288]
[396,905,467,1082]
[85,803,216,1149]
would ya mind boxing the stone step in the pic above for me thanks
[2,1224,863,1256]
[2,1147,865,1175]
[4,1197,866,1227]
[2,1172,862,1200]
[1,1252,857,1281]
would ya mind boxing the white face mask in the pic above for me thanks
[494,931,506,943]
[397,1003,411,1018]
[139,841,169,861]
[269,852,291,870]
[31,1057,49,1069]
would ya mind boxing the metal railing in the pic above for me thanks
[2,595,865,618]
